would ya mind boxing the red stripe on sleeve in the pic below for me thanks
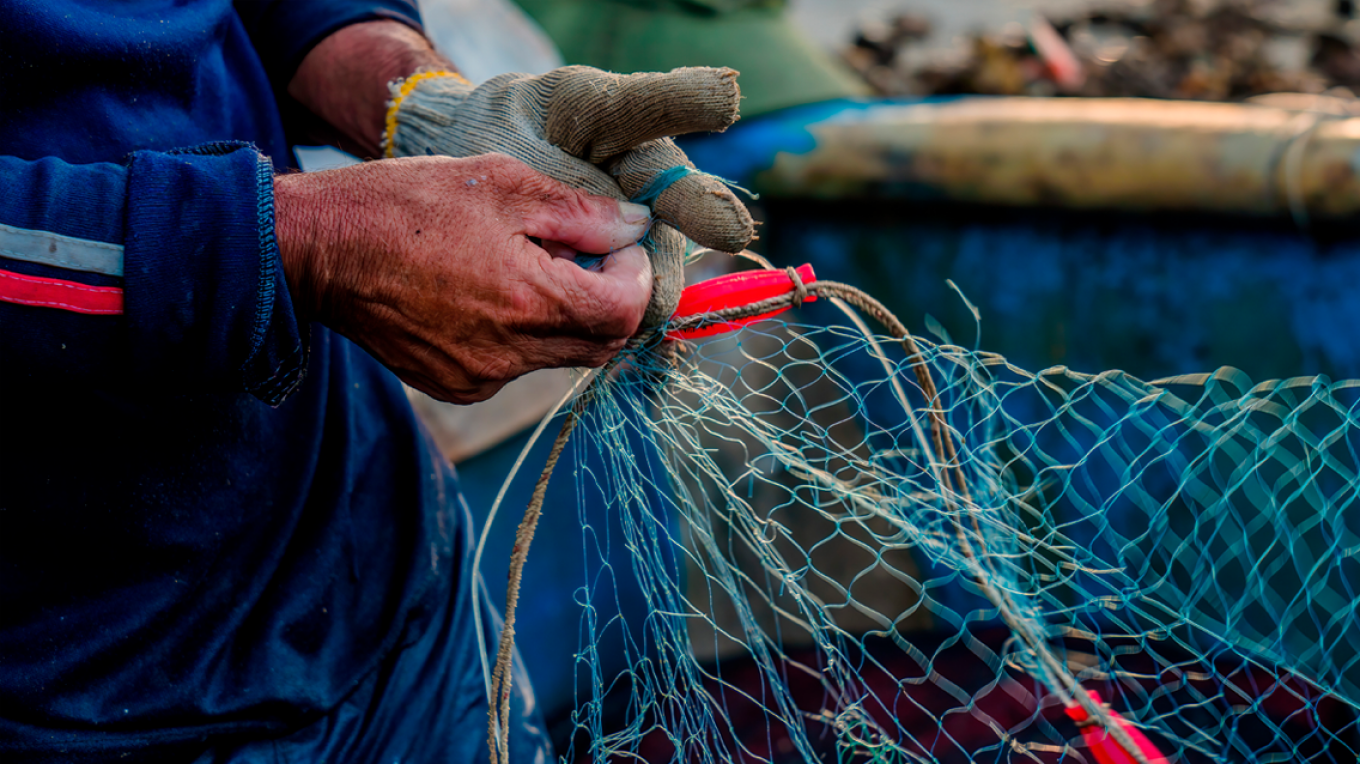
[0,269,123,315]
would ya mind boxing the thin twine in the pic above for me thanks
[628,165,759,209]
[487,263,1153,764]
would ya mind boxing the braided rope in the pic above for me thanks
[487,349,649,764]
[488,403,582,764]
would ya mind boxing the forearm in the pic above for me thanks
[288,20,455,158]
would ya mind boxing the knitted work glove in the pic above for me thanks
[383,66,755,328]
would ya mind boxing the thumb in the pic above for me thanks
[490,154,647,252]
[540,244,653,339]
[519,192,652,256]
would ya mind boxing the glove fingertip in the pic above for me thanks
[655,175,756,255]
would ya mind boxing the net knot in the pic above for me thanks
[786,265,808,308]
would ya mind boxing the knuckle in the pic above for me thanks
[600,338,628,359]
[593,341,627,367]
[457,382,503,404]
[521,171,578,208]
[597,309,644,341]
[467,354,517,386]
[576,284,642,339]
[439,379,502,405]
[506,286,537,318]
[497,164,588,217]
[547,189,598,224]
[572,339,625,369]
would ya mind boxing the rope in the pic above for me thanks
[487,267,1154,764]
[786,265,808,308]
[487,402,583,764]
[487,348,649,764]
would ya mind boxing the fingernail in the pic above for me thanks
[619,201,651,225]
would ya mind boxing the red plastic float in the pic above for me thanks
[669,264,817,340]
[1064,690,1169,764]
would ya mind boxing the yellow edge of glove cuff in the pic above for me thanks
[382,70,471,159]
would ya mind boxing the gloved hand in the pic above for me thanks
[382,66,756,329]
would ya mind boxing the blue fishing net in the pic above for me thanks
[482,274,1360,764]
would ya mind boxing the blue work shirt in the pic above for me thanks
[0,2,546,761]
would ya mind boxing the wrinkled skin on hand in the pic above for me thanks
[274,153,654,404]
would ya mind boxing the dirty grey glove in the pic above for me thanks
[382,66,756,328]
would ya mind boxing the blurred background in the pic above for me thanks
[803,0,1352,100]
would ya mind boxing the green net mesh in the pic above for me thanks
[489,283,1360,763]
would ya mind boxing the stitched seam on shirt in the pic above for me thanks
[238,147,306,406]
[168,140,251,158]
[249,344,308,406]
[249,150,277,355]
[255,344,306,387]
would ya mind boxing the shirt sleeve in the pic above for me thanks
[233,0,425,94]
[0,141,307,405]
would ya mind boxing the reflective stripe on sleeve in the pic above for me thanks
[0,222,124,277]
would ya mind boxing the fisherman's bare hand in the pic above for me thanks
[274,154,654,403]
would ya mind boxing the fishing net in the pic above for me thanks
[479,259,1360,764]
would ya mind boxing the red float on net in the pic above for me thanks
[669,264,817,340]
[1065,690,1170,764]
